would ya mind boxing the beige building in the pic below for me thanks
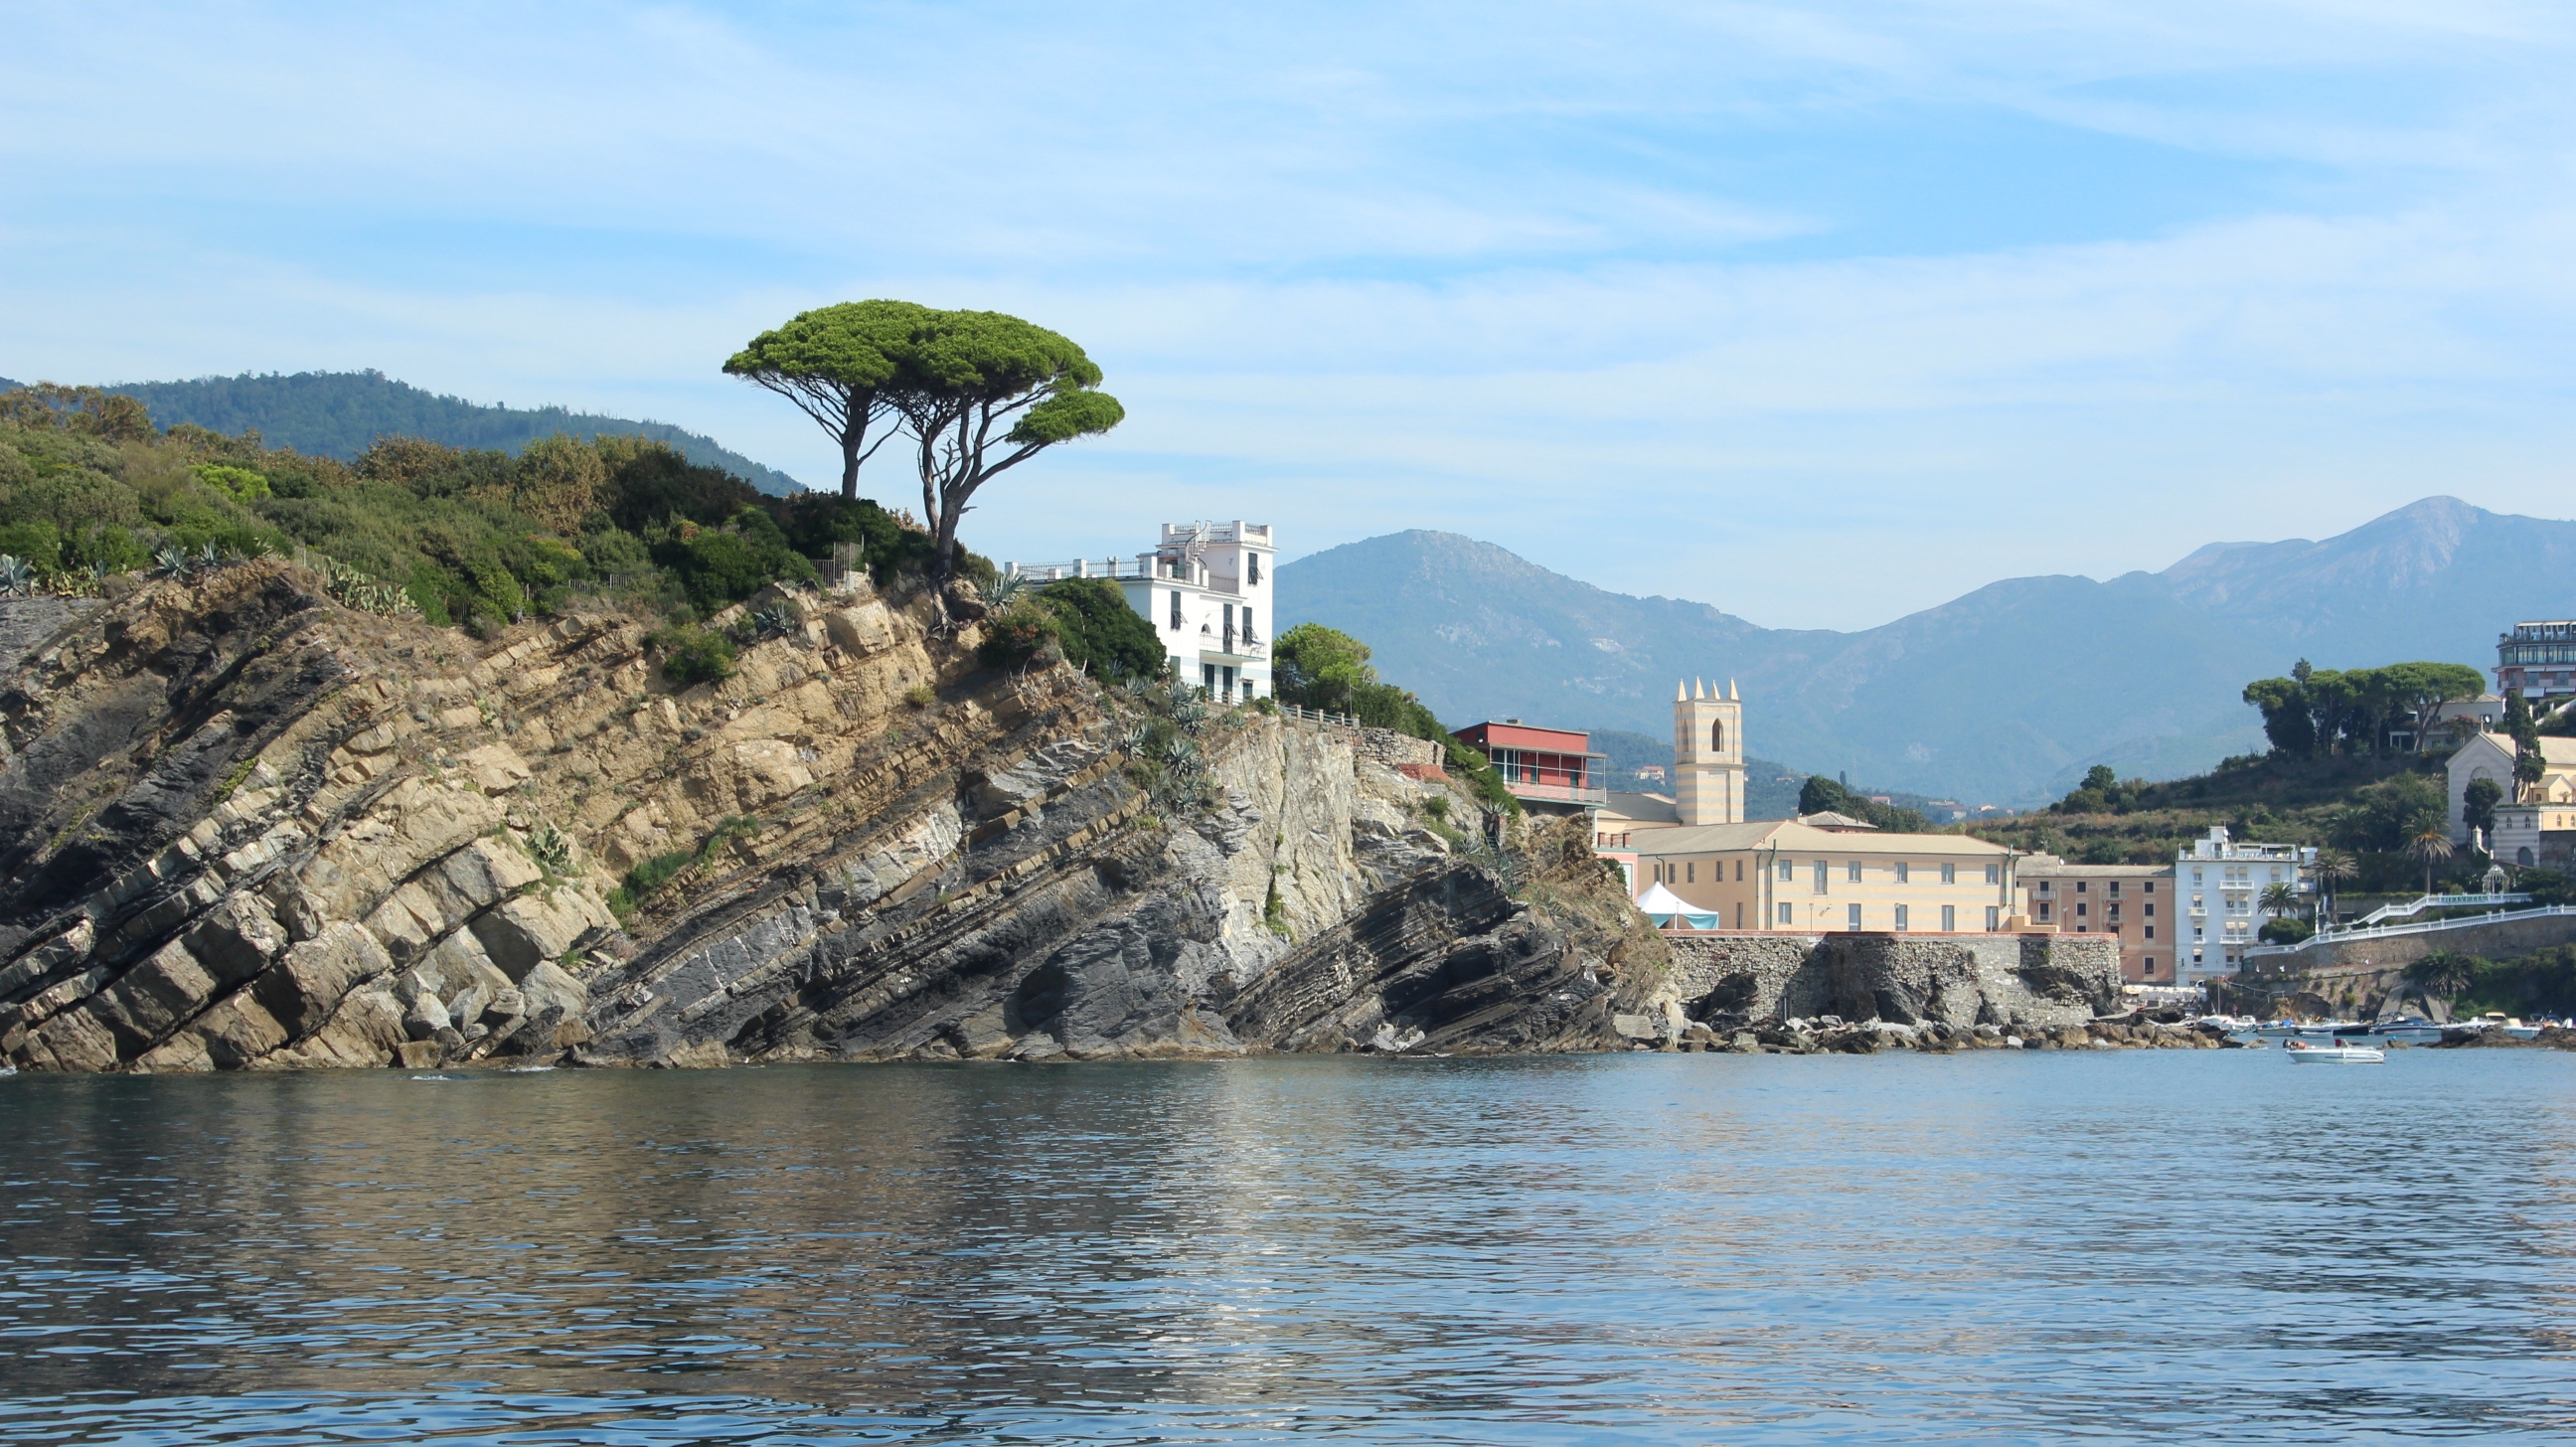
[2018,857,2176,985]
[1595,677,1745,849]
[2449,733,2576,867]
[1635,818,2018,933]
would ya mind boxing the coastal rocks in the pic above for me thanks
[1,566,1664,1072]
[1666,930,2120,1035]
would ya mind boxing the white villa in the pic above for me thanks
[1003,521,1275,702]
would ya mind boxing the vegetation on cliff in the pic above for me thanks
[0,382,948,641]
[1272,622,1521,815]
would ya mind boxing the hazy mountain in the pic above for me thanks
[73,371,810,496]
[1278,498,2574,805]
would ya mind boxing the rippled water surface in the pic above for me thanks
[3,1050,2572,1444]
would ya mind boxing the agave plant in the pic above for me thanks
[153,544,194,578]
[197,542,225,569]
[750,601,799,639]
[0,555,33,596]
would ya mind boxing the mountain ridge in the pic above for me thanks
[1277,497,2575,805]
[20,370,810,496]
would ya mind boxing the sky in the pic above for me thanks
[5,1,2572,630]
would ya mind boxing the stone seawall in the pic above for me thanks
[1664,931,2122,1032]
[2246,911,2576,977]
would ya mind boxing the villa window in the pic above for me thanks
[2145,882,2156,894]
[1847,903,1862,930]
[1984,905,2000,930]
[1779,860,1794,882]
[1813,861,1829,892]
[1941,863,1956,884]
[2108,882,2122,897]
[2146,925,2157,940]
[1735,860,1744,882]
[2075,881,2087,893]
[1847,860,1862,883]
[1895,904,1910,931]
[1985,863,2001,884]
[1777,902,1793,925]
[2033,879,2047,894]
[1241,607,1258,644]
[1687,863,1694,884]
[2145,902,2155,917]
[1943,905,1957,931]
[2144,959,2157,978]
[2076,902,2088,917]
[1247,554,1260,585]
[1169,589,1183,629]
[2037,902,2052,921]
[1897,862,1912,884]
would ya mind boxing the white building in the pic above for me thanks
[2175,826,2313,984]
[1004,521,1274,702]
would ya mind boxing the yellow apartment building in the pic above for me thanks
[2017,857,2175,984]
[1634,818,2019,933]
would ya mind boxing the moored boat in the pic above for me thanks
[2367,1016,2444,1045]
[2286,1040,2385,1063]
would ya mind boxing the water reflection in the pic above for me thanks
[2,1052,2571,1442]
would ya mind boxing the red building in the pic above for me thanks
[1451,721,1609,815]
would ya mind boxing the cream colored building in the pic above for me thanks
[1675,678,1745,825]
[1635,818,2018,933]
[2449,733,2576,866]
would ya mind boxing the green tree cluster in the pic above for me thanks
[2241,659,2488,758]
[2048,763,2153,816]
[726,302,1124,594]
[1796,774,1927,832]
[1273,622,1520,814]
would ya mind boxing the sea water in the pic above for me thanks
[1,1050,2569,1444]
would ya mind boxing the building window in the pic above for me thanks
[1247,554,1260,585]
[2108,882,2122,897]
[2146,925,2156,940]
[1241,606,1257,644]
[1813,861,1829,892]
[1897,862,1911,884]
[2076,901,2088,917]
[2108,904,2120,922]
[2144,959,2157,978]
[1847,903,1861,930]
[1984,905,2000,930]
[2036,902,2052,921]
[1985,863,2000,884]
[1847,860,1862,883]
[1895,904,1909,931]
[1942,905,1956,931]
[2145,882,2156,894]
[2074,881,2087,894]
[1778,860,1794,882]
[1712,721,1724,752]
[1687,863,1694,884]
[1169,589,1183,629]
[1735,860,1744,882]
[1777,902,1793,925]
[1940,863,1956,884]
[2144,902,2155,918]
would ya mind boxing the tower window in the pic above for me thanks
[1711,721,1724,752]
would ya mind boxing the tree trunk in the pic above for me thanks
[840,413,868,500]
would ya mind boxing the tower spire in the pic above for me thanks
[1728,678,1738,701]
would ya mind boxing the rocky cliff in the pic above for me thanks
[0,563,1667,1072]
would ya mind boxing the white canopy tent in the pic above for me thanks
[1635,881,1721,931]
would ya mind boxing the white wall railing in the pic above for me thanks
[2243,903,2576,964]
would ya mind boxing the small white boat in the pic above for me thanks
[2287,1040,2385,1063]
[2368,1017,2444,1045]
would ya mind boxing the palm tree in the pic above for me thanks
[2406,825,2455,896]
[2259,882,2298,920]
[2314,848,2359,924]
[2405,948,2479,1000]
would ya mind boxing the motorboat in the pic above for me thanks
[2464,1011,2547,1040]
[2289,1021,2372,1043]
[2366,1017,2444,1045]
[2286,1040,2385,1063]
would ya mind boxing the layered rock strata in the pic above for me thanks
[0,564,1664,1072]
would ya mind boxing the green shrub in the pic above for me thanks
[194,464,270,502]
[652,624,736,686]
[0,519,61,571]
[977,602,1060,669]
[1035,578,1166,678]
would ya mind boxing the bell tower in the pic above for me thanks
[1674,677,1745,826]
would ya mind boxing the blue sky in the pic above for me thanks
[5,1,2571,629]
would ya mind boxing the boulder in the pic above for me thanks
[402,991,451,1042]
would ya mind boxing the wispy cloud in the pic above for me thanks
[4,1,2571,627]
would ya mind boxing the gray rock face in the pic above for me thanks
[0,567,1663,1073]
[1668,932,2120,1033]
